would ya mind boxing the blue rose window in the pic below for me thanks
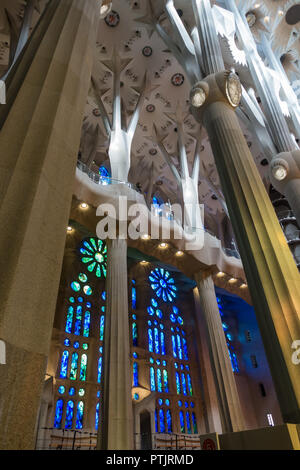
[80,238,107,278]
[149,268,177,302]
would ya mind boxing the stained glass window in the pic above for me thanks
[163,369,169,392]
[70,352,78,380]
[217,296,240,373]
[192,412,198,434]
[133,362,138,387]
[71,282,81,292]
[166,409,172,433]
[181,373,187,396]
[182,337,188,360]
[54,399,63,428]
[66,306,74,333]
[175,372,180,394]
[95,402,100,431]
[76,401,84,429]
[160,331,166,355]
[179,411,185,433]
[100,315,105,341]
[154,328,159,354]
[74,306,82,335]
[186,411,191,434]
[65,400,74,429]
[132,282,137,309]
[83,311,90,337]
[150,367,155,391]
[177,335,183,360]
[159,409,165,433]
[148,329,153,352]
[187,374,193,396]
[132,322,138,346]
[154,409,158,432]
[97,357,103,383]
[80,354,87,381]
[157,368,162,392]
[149,268,177,302]
[80,238,107,278]
[60,351,69,379]
[172,335,177,358]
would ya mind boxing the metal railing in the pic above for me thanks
[277,209,296,221]
[77,160,138,190]
[285,230,300,242]
[135,432,202,450]
[36,428,97,450]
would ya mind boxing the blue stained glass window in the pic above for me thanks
[132,286,137,309]
[70,352,78,380]
[157,368,162,392]
[166,409,172,433]
[148,329,153,352]
[101,290,106,301]
[151,298,158,307]
[172,335,177,358]
[65,400,74,429]
[158,398,163,406]
[147,306,155,316]
[54,399,63,428]
[187,374,193,396]
[154,409,158,432]
[74,306,82,335]
[182,337,188,360]
[175,372,180,394]
[156,309,163,319]
[69,387,75,396]
[80,354,87,381]
[192,412,198,434]
[160,331,165,355]
[97,357,103,383]
[95,403,100,431]
[154,328,160,354]
[133,352,138,359]
[150,367,156,391]
[177,335,182,360]
[60,351,69,378]
[99,165,109,178]
[73,341,79,349]
[186,411,191,434]
[132,322,138,346]
[58,386,65,394]
[83,311,90,337]
[163,369,169,392]
[133,362,138,387]
[181,373,187,396]
[170,314,176,323]
[179,411,185,433]
[76,401,84,429]
[149,268,177,302]
[64,338,70,347]
[159,409,165,433]
[100,315,105,341]
[66,306,73,333]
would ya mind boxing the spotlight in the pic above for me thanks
[216,272,225,277]
[141,234,150,240]
[228,278,237,283]
[80,202,88,209]
[240,283,247,288]
[159,243,168,248]
[67,226,73,233]
[175,250,184,257]
[140,260,148,265]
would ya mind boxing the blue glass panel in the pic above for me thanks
[159,409,165,433]
[101,290,106,301]
[182,337,188,360]
[160,331,165,355]
[65,306,73,333]
[65,400,74,429]
[80,354,87,381]
[100,315,105,341]
[64,338,70,347]
[74,306,82,335]
[177,335,182,360]
[181,373,187,396]
[69,387,75,396]
[172,335,177,358]
[179,411,185,433]
[151,298,158,307]
[83,311,90,337]
[157,368,162,392]
[154,409,158,433]
[192,412,198,434]
[70,352,78,380]
[147,306,155,316]
[175,372,180,394]
[187,374,193,396]
[132,286,136,309]
[186,411,191,434]
[60,350,69,378]
[97,357,103,383]
[58,386,65,394]
[148,329,153,352]
[166,409,172,433]
[54,399,63,428]
[95,403,100,431]
[133,362,138,387]
[150,367,155,391]
[76,401,84,429]
[156,309,163,319]
[163,369,169,392]
[132,322,138,346]
[154,328,159,354]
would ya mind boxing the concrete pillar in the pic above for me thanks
[194,273,245,432]
[98,238,134,450]
[0,0,99,450]
[190,72,300,423]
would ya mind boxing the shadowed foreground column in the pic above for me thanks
[190,72,300,423]
[0,0,99,449]
[194,273,245,433]
[98,238,134,450]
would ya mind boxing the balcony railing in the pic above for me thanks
[77,160,138,190]
[36,428,97,450]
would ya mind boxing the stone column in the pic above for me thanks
[194,272,245,432]
[0,0,99,450]
[98,238,134,450]
[190,72,300,423]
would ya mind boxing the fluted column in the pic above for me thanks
[0,0,99,450]
[191,72,300,423]
[98,238,134,450]
[194,272,245,432]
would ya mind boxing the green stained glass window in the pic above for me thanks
[80,354,87,381]
[80,238,107,278]
[70,352,78,380]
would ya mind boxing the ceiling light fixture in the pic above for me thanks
[80,203,88,209]
[175,250,184,257]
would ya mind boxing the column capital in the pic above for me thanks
[269,150,300,192]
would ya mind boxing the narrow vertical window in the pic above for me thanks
[80,354,87,381]
[150,367,156,391]
[132,322,138,346]
[179,411,185,433]
[157,368,162,392]
[70,352,78,380]
[181,373,187,396]
[154,409,158,433]
[148,329,153,352]
[100,315,105,341]
[187,374,193,396]
[186,411,191,434]
[133,362,138,387]
[60,350,69,378]
[182,337,188,360]
[154,328,160,354]
[159,409,165,433]
[74,306,82,335]
[175,372,180,394]
[65,400,74,429]
[54,399,64,428]
[95,402,100,431]
[65,306,73,333]
[132,284,137,309]
[97,357,103,383]
[166,409,172,433]
[177,335,182,360]
[172,335,177,358]
[192,412,198,434]
[83,311,90,337]
[160,331,165,355]
[76,401,84,429]
[163,369,169,392]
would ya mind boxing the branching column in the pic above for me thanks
[0,0,99,449]
[194,272,245,432]
[98,238,133,450]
